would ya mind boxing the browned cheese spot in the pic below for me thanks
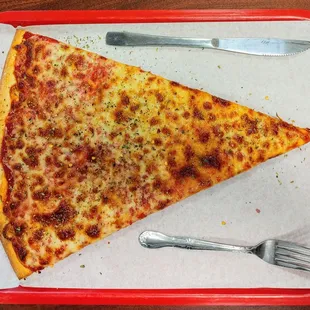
[114,110,128,123]
[152,178,162,190]
[193,107,204,120]
[2,223,14,240]
[182,111,190,119]
[33,200,77,226]
[234,135,244,144]
[176,165,199,179]
[162,127,171,135]
[156,92,164,102]
[55,246,66,257]
[263,141,270,149]
[57,229,75,241]
[32,187,51,201]
[203,102,212,110]
[271,122,279,136]
[242,114,258,135]
[200,153,221,170]
[12,240,28,262]
[121,93,130,105]
[86,225,100,238]
[184,145,195,161]
[154,138,162,146]
[130,104,140,112]
[212,95,231,107]
[208,113,216,122]
[229,141,237,149]
[212,125,224,138]
[150,117,160,126]
[198,131,210,143]
[32,229,44,241]
[158,199,171,210]
[236,151,244,162]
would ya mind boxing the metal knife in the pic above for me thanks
[106,31,310,56]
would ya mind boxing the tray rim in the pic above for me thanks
[1,8,310,306]
[0,9,309,26]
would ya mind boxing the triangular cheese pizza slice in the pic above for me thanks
[0,30,309,278]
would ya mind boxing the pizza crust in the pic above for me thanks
[0,29,33,279]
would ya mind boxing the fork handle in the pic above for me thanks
[139,231,253,254]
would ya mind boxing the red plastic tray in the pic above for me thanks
[1,9,310,306]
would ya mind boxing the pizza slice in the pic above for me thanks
[0,30,309,279]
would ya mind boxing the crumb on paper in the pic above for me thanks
[276,112,283,121]
[217,65,221,69]
[284,154,288,158]
[156,48,159,52]
[78,253,82,256]
[290,180,294,183]
[256,208,261,214]
[276,172,282,185]
[100,272,103,275]
[248,92,252,96]
[108,241,111,244]
[80,264,85,268]
[221,221,226,226]
[291,120,296,123]
[265,96,269,100]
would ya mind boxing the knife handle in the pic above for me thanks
[139,231,252,253]
[106,32,215,49]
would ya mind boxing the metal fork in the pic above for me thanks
[139,231,310,272]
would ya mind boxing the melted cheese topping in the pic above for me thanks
[1,32,310,272]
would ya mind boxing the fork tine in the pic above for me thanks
[275,258,310,272]
[277,240,310,257]
[276,248,310,264]
[275,241,310,272]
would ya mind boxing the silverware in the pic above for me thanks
[139,231,310,272]
[106,32,310,56]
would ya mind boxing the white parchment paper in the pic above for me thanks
[0,21,310,289]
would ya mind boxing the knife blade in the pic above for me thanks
[106,32,310,56]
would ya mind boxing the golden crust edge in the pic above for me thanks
[0,29,33,279]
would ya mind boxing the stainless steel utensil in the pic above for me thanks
[106,32,310,56]
[139,231,310,272]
